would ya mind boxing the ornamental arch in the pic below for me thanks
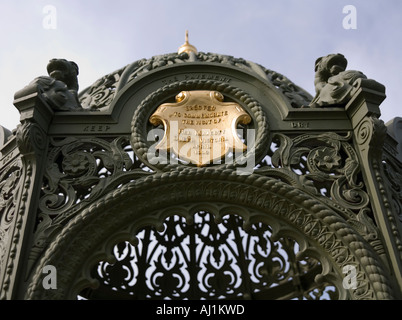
[25,170,395,299]
[0,41,401,300]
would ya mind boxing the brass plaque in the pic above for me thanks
[149,90,252,166]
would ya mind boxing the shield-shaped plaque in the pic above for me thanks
[149,90,251,166]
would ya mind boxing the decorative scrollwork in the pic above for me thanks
[82,211,336,300]
[79,66,125,110]
[254,131,386,259]
[260,68,313,108]
[0,160,23,279]
[77,52,313,110]
[26,136,154,277]
[196,52,313,108]
[257,132,369,217]
[39,136,152,222]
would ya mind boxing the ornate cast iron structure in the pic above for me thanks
[0,37,401,300]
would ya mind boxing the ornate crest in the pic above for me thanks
[149,90,251,166]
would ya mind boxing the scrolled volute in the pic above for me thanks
[15,121,46,156]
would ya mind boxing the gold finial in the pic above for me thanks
[178,30,198,55]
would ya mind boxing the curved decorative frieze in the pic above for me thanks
[25,167,395,300]
[78,52,313,111]
[79,66,125,110]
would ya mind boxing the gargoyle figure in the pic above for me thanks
[309,53,367,108]
[46,58,82,107]
[14,58,85,111]
[47,58,79,92]
[30,58,83,111]
[33,76,83,111]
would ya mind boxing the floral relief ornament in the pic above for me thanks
[62,153,90,177]
[313,147,342,171]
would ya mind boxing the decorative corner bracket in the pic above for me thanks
[346,78,402,297]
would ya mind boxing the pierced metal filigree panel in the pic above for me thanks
[39,136,152,221]
[254,131,385,257]
[80,211,338,300]
[255,131,375,219]
[257,132,369,214]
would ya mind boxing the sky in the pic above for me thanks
[0,0,401,132]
